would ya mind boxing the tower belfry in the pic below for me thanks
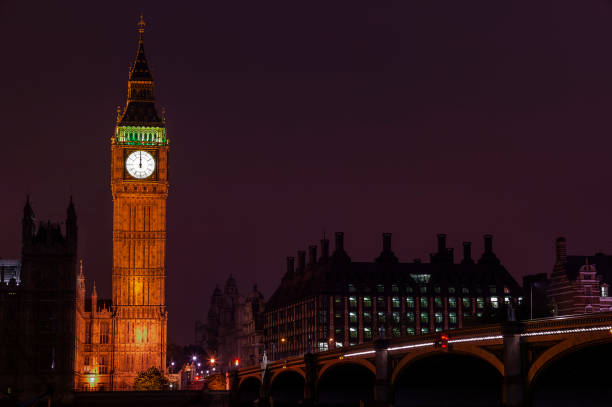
[110,15,168,389]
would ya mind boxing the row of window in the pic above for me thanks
[347,283,511,295]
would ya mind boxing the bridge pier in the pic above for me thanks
[374,339,392,407]
[258,366,271,407]
[502,321,526,407]
[304,353,317,407]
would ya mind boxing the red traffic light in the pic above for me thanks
[233,358,240,367]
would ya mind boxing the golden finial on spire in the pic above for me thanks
[138,13,146,37]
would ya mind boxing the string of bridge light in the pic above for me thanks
[343,325,612,358]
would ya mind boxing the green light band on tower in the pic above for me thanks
[115,126,168,145]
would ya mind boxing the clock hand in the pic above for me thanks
[139,151,142,168]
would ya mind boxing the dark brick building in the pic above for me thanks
[0,197,78,400]
[264,232,522,358]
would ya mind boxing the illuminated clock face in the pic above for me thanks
[126,150,155,179]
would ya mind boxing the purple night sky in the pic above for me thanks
[2,1,612,345]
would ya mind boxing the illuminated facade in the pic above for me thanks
[74,16,169,390]
[264,233,523,358]
[548,237,612,315]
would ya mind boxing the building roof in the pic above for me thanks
[267,234,522,309]
[562,254,612,284]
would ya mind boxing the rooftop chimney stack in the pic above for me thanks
[383,233,392,252]
[437,233,447,254]
[462,242,473,264]
[321,238,330,260]
[335,232,344,252]
[555,237,567,263]
[484,234,493,253]
[308,245,317,266]
[297,250,306,271]
[286,256,295,276]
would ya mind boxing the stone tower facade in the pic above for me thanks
[110,15,168,389]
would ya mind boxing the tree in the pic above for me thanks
[133,367,169,391]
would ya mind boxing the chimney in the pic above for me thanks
[555,237,567,263]
[437,233,447,254]
[382,233,392,252]
[320,238,330,260]
[308,245,317,266]
[462,242,473,264]
[335,232,344,252]
[297,250,306,271]
[286,256,295,276]
[484,234,493,253]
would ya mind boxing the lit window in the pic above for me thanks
[349,312,357,323]
[490,297,499,309]
[377,296,386,308]
[449,312,457,325]
[410,274,431,284]
[378,312,386,323]
[406,312,415,322]
[504,296,511,305]
[420,313,429,323]
[477,297,484,309]
[407,327,416,335]
[377,284,385,293]
[406,297,415,308]
[335,313,342,319]
[349,296,357,308]
[448,297,457,309]
[602,285,609,298]
[392,312,400,323]
[462,298,471,308]
[421,327,429,334]
[518,297,524,305]
[435,327,442,332]
[476,312,483,317]
[364,327,372,340]
[334,296,343,304]
[420,297,429,309]
[349,327,357,338]
[392,285,399,293]
[448,287,456,294]
[319,342,329,351]
[419,286,428,294]
[363,312,372,323]
[392,297,400,308]
[363,296,372,308]
[392,327,401,337]
[434,312,443,324]
[434,297,442,308]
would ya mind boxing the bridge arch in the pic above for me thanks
[238,373,261,388]
[317,357,376,381]
[269,368,305,405]
[528,332,612,385]
[236,376,261,406]
[317,360,376,406]
[391,344,504,384]
[269,366,305,384]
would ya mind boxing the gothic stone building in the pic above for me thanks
[73,16,170,391]
[196,277,266,370]
[548,237,612,315]
[0,197,78,399]
[264,232,523,358]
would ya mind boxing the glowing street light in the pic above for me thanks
[192,355,197,361]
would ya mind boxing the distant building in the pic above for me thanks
[264,232,523,358]
[196,277,266,370]
[0,197,78,399]
[548,237,612,315]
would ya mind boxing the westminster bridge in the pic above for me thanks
[232,313,612,407]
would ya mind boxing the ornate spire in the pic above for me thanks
[117,14,163,126]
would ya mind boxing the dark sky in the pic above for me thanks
[2,1,612,345]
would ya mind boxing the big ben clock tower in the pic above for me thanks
[111,15,168,389]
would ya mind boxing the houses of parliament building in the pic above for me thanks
[0,17,169,396]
